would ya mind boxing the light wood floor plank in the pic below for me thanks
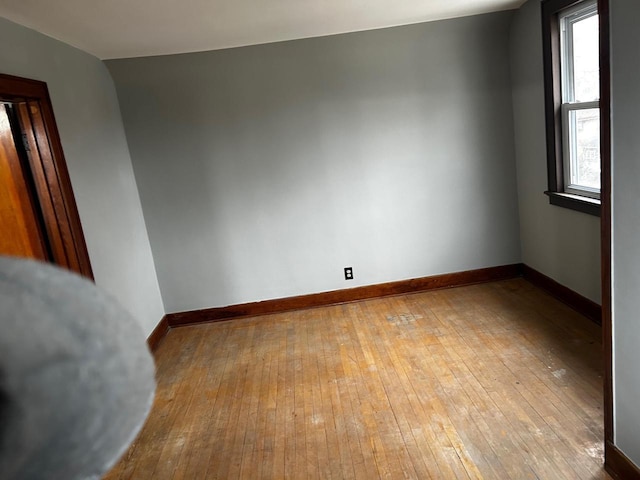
[104,278,611,480]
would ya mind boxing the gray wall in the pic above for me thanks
[107,12,521,314]
[0,18,165,335]
[509,0,601,303]
[610,0,640,467]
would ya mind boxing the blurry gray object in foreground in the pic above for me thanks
[0,256,156,480]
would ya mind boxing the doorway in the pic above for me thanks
[0,74,92,279]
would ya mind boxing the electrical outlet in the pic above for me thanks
[344,267,353,280]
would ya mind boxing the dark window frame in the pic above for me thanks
[542,0,602,217]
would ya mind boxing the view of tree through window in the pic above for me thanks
[571,108,600,189]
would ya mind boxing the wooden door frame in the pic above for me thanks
[599,0,613,442]
[597,0,627,476]
[593,1,640,477]
[0,73,93,280]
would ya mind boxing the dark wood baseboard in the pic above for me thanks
[521,264,602,325]
[166,264,522,327]
[606,440,640,480]
[147,315,170,352]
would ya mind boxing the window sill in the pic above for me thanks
[544,191,601,217]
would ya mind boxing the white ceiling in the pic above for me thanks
[0,0,527,60]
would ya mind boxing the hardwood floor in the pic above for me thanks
[104,279,610,479]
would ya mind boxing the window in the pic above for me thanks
[542,0,601,216]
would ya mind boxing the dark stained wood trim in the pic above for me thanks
[545,191,601,217]
[147,315,170,353]
[0,73,93,279]
[605,441,640,480]
[0,74,47,98]
[166,264,522,327]
[521,264,601,325]
[542,0,572,194]
[599,0,614,455]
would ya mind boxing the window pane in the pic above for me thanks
[572,14,599,102]
[568,108,600,189]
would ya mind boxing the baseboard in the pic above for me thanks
[166,264,522,327]
[606,440,640,480]
[521,264,602,325]
[146,315,170,352]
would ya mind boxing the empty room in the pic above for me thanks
[1,0,639,478]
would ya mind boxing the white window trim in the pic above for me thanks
[559,0,600,199]
[560,0,599,103]
[561,101,600,198]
